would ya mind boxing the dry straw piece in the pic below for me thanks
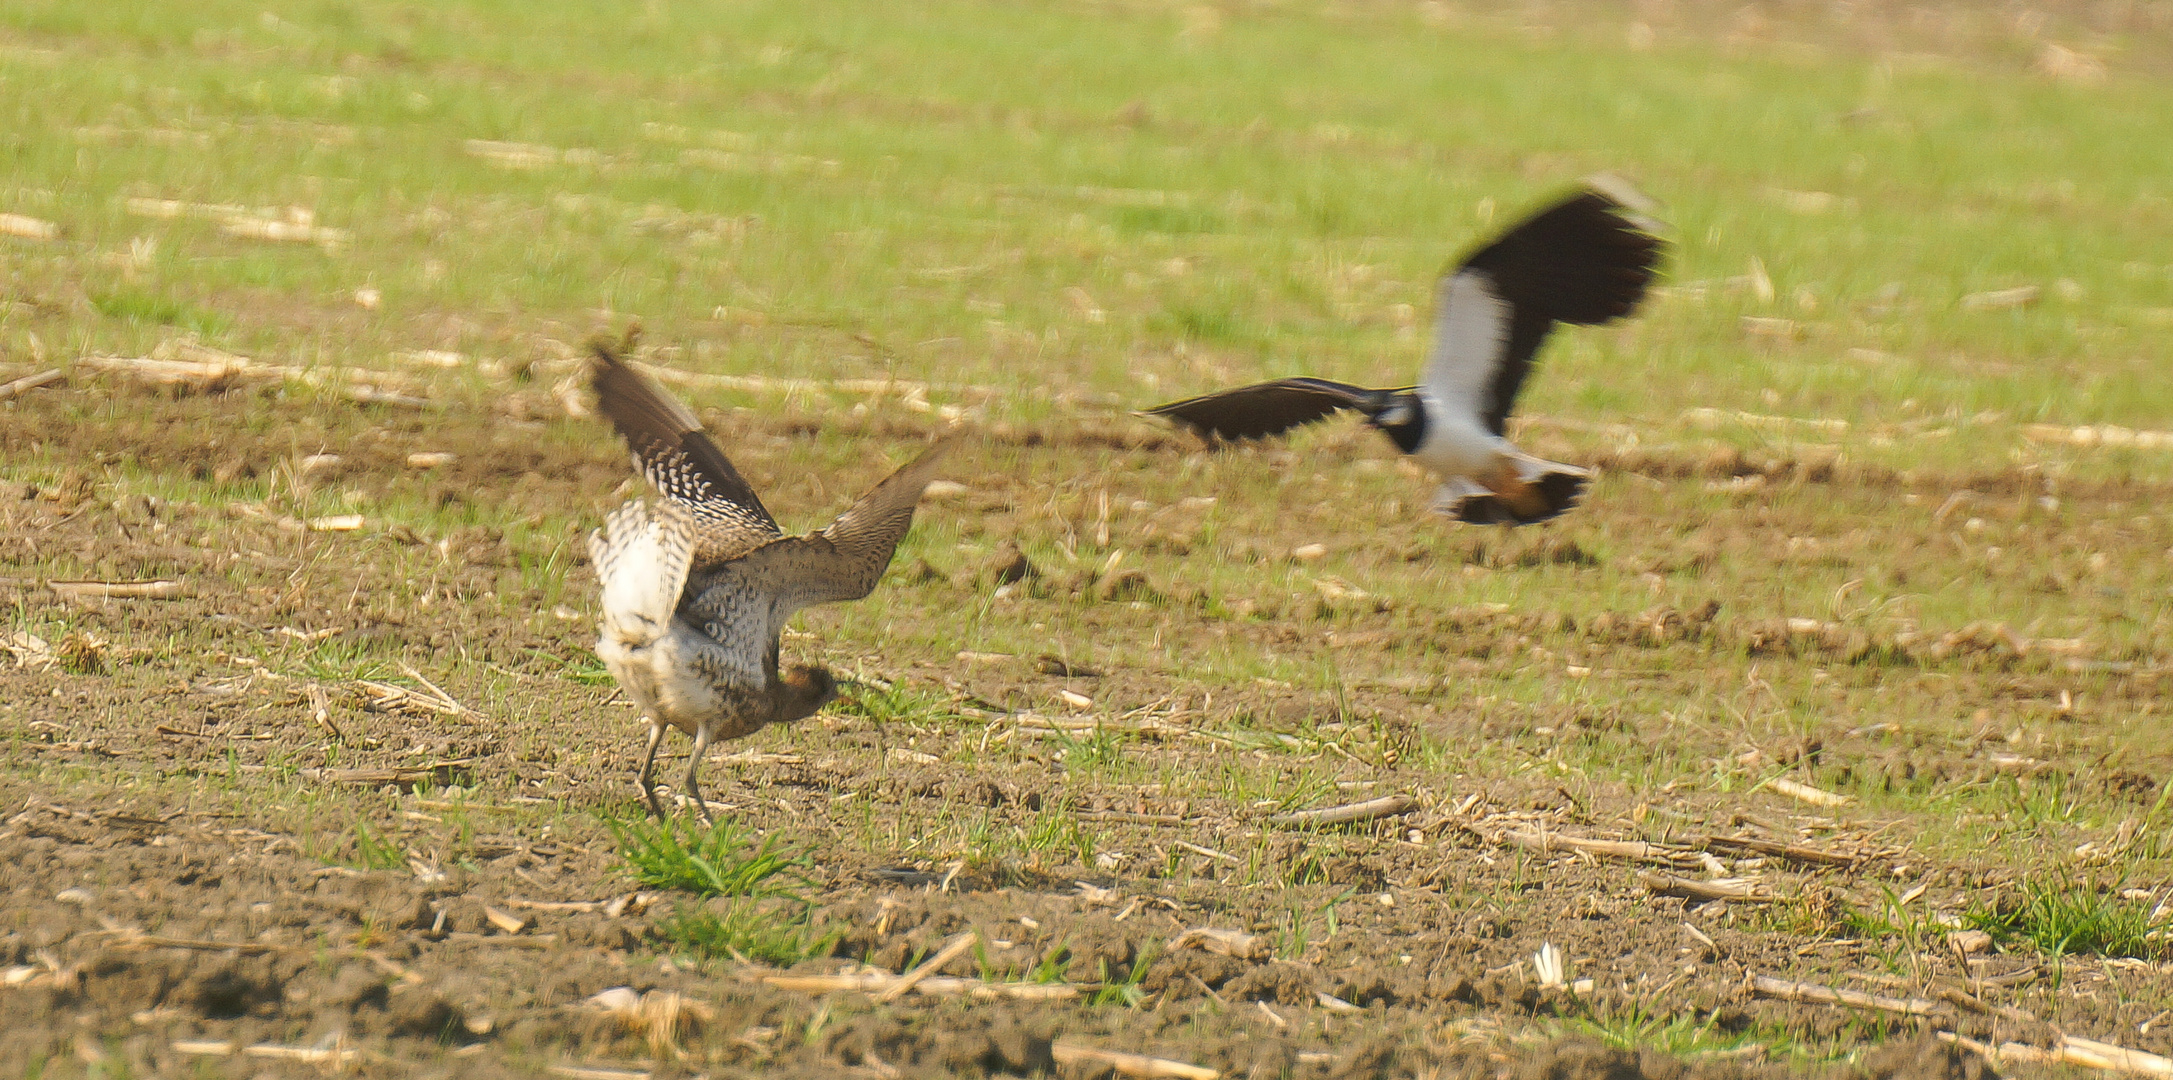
[0,212,60,240]
[172,1040,361,1065]
[1700,834,1861,868]
[759,971,1083,1001]
[1266,794,1418,827]
[505,894,657,916]
[1960,285,2040,311]
[1640,872,1776,903]
[1051,1042,1220,1080]
[82,354,250,391]
[875,932,978,1003]
[1169,927,1268,960]
[84,342,429,405]
[0,368,63,401]
[1763,777,1852,807]
[1501,829,1700,869]
[1945,1032,2173,1078]
[124,196,347,245]
[1750,975,1944,1017]
[546,1066,652,1080]
[49,579,188,600]
[2024,423,2173,451]
[582,986,714,1058]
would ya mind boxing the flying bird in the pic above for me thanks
[1143,183,1665,524]
[586,342,950,819]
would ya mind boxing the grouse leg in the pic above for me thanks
[634,720,667,821]
[681,722,715,824]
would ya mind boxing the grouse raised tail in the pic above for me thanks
[586,342,950,819]
[1144,183,1665,524]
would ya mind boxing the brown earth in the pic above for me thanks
[3,373,2170,1078]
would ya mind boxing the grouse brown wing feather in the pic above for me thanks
[589,341,781,563]
[730,438,954,616]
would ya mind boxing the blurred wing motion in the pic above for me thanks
[1140,377,1409,443]
[590,342,781,563]
[732,438,955,617]
[1426,187,1666,436]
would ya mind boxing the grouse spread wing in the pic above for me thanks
[590,342,781,564]
[1142,378,1402,443]
[727,438,953,618]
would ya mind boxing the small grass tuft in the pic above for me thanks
[1965,876,2171,960]
[89,289,230,335]
[1560,1005,1802,1060]
[659,902,841,967]
[523,647,614,685]
[834,681,961,726]
[610,813,809,899]
[1051,725,1129,775]
[1088,941,1157,1007]
[347,821,407,872]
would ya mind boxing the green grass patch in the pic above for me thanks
[613,812,843,967]
[658,901,841,968]
[610,813,810,899]
[89,289,230,336]
[525,647,615,686]
[1089,941,1157,1008]
[1965,877,2171,961]
[1559,1006,1804,1061]
[345,821,407,872]
[835,681,965,727]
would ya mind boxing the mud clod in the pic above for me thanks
[178,957,287,1019]
[934,1015,1056,1076]
[386,986,467,1040]
[1859,1034,2000,1080]
[1223,962,1322,1005]
[984,541,1041,585]
[1141,948,1253,996]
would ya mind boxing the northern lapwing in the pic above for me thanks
[1144,183,1665,524]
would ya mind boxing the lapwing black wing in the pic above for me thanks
[1141,377,1413,444]
[1447,189,1665,438]
[1141,183,1665,525]
[586,341,951,819]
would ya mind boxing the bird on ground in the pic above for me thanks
[1142,182,1666,525]
[586,341,950,819]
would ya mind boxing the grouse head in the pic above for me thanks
[778,664,840,721]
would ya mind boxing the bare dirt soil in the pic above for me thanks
[3,374,2170,1078]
